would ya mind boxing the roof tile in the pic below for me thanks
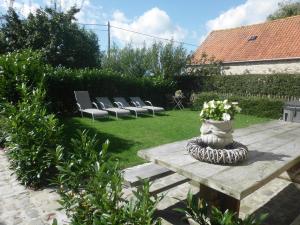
[192,15,300,63]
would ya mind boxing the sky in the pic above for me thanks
[0,0,287,53]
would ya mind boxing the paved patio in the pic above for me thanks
[0,149,300,225]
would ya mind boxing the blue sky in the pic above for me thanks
[0,0,284,52]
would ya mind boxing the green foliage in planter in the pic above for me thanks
[191,92,284,119]
[0,49,47,104]
[44,68,175,114]
[3,83,63,188]
[56,130,162,225]
[176,191,267,225]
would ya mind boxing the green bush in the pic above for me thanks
[3,83,63,188]
[44,68,175,114]
[56,130,162,225]
[175,74,300,98]
[191,92,283,119]
[0,50,46,104]
[176,191,267,225]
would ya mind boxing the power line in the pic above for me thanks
[79,22,199,48]
[110,25,198,47]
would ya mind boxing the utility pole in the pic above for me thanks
[108,21,111,58]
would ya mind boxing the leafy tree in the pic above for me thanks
[0,7,101,68]
[187,53,223,76]
[267,1,300,20]
[102,41,188,79]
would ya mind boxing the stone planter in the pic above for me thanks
[200,119,233,149]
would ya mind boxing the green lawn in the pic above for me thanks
[63,109,271,168]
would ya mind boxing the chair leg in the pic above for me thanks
[116,112,118,120]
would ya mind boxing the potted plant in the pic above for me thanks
[199,100,241,149]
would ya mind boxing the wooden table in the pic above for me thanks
[138,121,300,215]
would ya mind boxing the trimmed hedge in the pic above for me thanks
[191,92,284,119]
[175,74,300,98]
[44,68,176,114]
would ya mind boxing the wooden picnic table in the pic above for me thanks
[138,120,300,215]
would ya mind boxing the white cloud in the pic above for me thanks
[0,0,106,24]
[0,0,40,17]
[199,0,282,44]
[110,7,187,47]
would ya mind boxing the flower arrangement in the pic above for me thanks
[199,99,241,122]
[175,89,184,98]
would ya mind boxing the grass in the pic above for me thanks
[63,109,271,168]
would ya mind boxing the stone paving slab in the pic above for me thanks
[0,150,68,225]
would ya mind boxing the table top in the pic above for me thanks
[138,121,300,200]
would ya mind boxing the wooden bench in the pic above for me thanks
[123,162,189,195]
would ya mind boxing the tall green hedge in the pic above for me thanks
[175,74,300,97]
[44,68,175,114]
[191,92,284,119]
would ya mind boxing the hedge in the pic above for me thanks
[44,68,176,114]
[191,92,284,119]
[175,74,300,98]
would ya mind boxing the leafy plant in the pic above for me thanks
[56,130,162,225]
[199,99,241,121]
[3,83,63,188]
[176,191,267,225]
[0,50,46,104]
[175,191,210,225]
[1,7,101,68]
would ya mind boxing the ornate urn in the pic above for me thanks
[200,119,233,149]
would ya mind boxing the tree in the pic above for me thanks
[267,1,300,20]
[102,41,188,79]
[0,7,101,68]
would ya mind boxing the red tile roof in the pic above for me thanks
[192,16,300,64]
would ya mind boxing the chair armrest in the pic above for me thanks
[145,101,153,106]
[114,101,124,108]
[98,102,106,109]
[131,101,138,107]
[92,102,99,109]
[76,103,82,110]
[113,102,121,108]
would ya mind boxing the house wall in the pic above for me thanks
[223,59,300,75]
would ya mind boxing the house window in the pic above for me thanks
[248,35,258,41]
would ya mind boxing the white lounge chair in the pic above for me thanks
[74,91,108,120]
[113,97,148,118]
[95,97,130,119]
[130,97,165,116]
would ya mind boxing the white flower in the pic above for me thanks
[203,102,209,109]
[222,113,231,121]
[209,100,216,108]
[223,99,228,104]
[199,110,204,116]
[224,104,231,110]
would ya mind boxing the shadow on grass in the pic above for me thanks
[63,118,140,155]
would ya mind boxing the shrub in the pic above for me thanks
[56,130,162,225]
[3,83,63,188]
[0,50,46,104]
[175,74,300,99]
[191,92,283,119]
[176,190,267,225]
[44,68,175,114]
